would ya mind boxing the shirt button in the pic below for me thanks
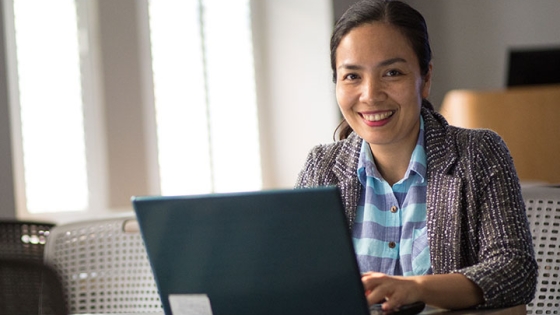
[390,206,398,213]
[388,242,396,249]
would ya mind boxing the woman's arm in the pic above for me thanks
[455,131,537,307]
[362,272,483,311]
[423,127,537,308]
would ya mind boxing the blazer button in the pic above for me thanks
[388,241,396,249]
[390,206,398,213]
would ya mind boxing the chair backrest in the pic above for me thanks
[0,258,68,315]
[0,220,55,261]
[440,84,560,184]
[522,185,560,314]
[43,217,163,314]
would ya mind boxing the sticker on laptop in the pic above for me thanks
[169,294,213,315]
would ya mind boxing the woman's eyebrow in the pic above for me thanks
[337,63,363,71]
[337,57,407,71]
[377,57,407,67]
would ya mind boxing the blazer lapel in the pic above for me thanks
[332,133,362,229]
[423,108,464,272]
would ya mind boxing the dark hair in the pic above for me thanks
[331,0,434,140]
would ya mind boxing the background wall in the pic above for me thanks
[334,0,560,108]
[0,3,15,219]
[252,0,338,190]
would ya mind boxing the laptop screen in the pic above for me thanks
[133,187,370,315]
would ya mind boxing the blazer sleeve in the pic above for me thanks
[453,130,538,308]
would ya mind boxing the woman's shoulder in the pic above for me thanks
[305,132,362,162]
[443,124,517,188]
[424,109,515,180]
[449,124,503,142]
[425,109,507,152]
[447,125,508,153]
[296,133,362,188]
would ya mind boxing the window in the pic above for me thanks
[7,0,88,214]
[149,0,261,196]
[5,0,261,221]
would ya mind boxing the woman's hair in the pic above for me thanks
[331,0,434,140]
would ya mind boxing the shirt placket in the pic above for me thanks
[383,182,401,273]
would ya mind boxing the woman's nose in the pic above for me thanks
[359,78,385,104]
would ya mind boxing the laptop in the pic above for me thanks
[132,187,423,315]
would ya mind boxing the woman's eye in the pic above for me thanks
[343,73,359,81]
[385,69,402,77]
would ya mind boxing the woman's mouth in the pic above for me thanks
[361,111,395,122]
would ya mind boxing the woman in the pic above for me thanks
[295,0,537,311]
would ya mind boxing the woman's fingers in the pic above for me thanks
[361,273,420,311]
[362,273,392,306]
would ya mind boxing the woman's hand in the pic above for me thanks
[362,272,422,311]
[361,272,484,311]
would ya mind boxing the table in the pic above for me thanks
[70,304,526,315]
[422,304,526,315]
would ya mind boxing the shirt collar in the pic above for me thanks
[357,117,427,185]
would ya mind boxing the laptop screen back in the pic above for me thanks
[507,47,560,87]
[133,187,369,315]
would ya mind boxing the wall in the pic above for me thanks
[0,2,15,219]
[96,0,155,208]
[253,0,338,189]
[333,0,560,108]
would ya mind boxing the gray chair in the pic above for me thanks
[0,221,65,314]
[43,217,163,314]
[0,258,67,315]
[522,185,560,314]
[0,220,54,261]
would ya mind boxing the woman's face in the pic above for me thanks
[335,22,431,149]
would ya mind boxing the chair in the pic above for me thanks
[440,84,560,184]
[0,220,55,261]
[522,185,560,314]
[43,217,163,314]
[0,258,67,315]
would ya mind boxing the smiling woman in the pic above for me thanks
[296,0,536,312]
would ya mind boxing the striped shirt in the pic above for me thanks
[352,117,431,276]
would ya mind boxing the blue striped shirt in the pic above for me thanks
[352,117,431,276]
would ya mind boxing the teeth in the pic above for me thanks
[363,111,393,122]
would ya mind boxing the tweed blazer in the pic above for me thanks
[295,107,537,308]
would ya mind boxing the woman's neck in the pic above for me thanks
[368,133,419,187]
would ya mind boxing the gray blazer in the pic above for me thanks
[296,107,537,308]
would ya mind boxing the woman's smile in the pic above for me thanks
[360,110,396,126]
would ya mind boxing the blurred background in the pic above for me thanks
[0,0,558,223]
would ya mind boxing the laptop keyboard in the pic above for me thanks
[369,301,425,315]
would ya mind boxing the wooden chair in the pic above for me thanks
[440,84,560,184]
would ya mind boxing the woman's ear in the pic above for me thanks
[421,62,433,99]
